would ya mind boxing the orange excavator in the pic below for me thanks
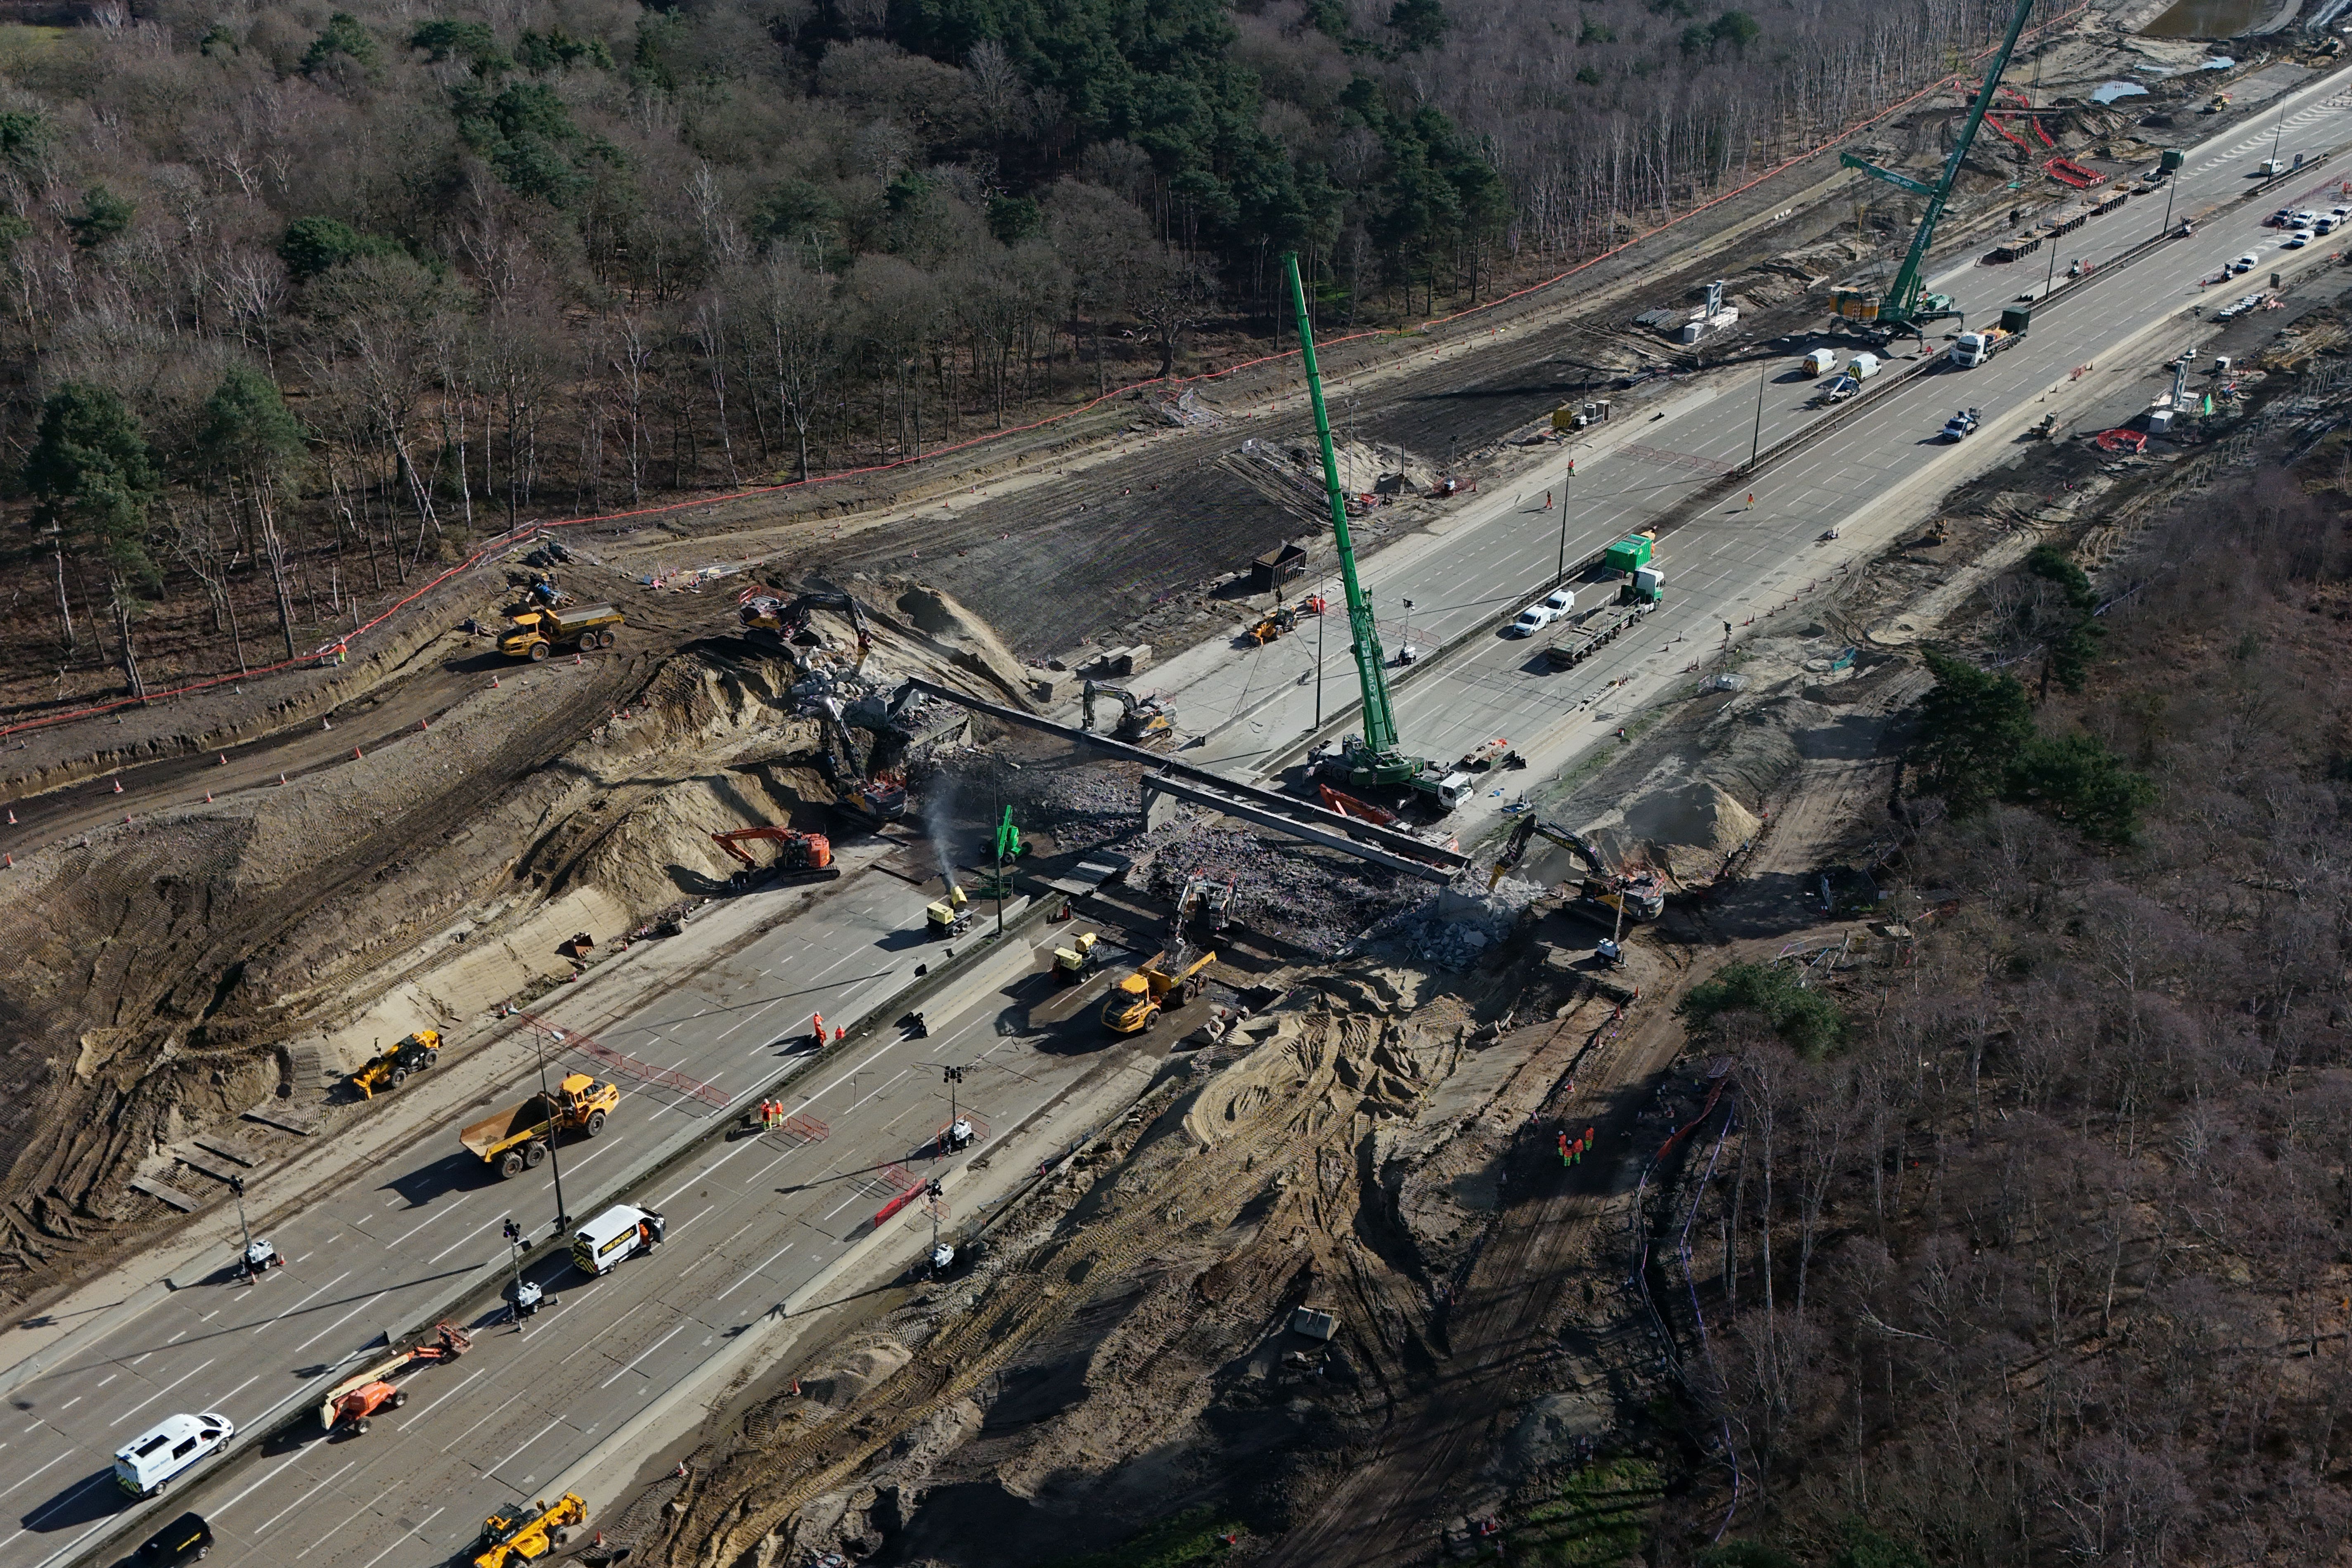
[711,827,839,889]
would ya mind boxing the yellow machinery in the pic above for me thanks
[498,603,623,661]
[1102,948,1216,1033]
[472,1493,587,1568]
[1080,680,1174,742]
[926,882,971,939]
[459,1074,620,1179]
[351,1030,442,1098]
[1053,931,1099,984]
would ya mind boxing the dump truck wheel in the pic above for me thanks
[601,629,618,648]
[585,1109,607,1137]
[352,1418,370,1436]
[1143,1008,1161,1031]
[500,1150,525,1179]
[525,1141,548,1169]
[528,642,549,661]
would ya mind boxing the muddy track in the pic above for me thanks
[664,1011,1383,1568]
[1265,984,1692,1568]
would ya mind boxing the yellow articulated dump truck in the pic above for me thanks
[349,1030,441,1098]
[499,603,624,661]
[460,1073,619,1178]
[472,1493,587,1568]
[1101,948,1215,1034]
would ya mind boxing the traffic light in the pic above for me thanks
[502,1218,520,1245]
[926,1179,943,1199]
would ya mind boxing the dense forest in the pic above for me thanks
[0,0,2026,705]
[1670,469,2352,1565]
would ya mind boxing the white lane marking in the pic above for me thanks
[486,1415,567,1480]
[113,1356,218,1426]
[0,1450,73,1504]
[601,1322,690,1387]
[719,1241,796,1300]
[253,1458,356,1533]
[289,1295,381,1354]
[213,1447,308,1516]
[400,1362,489,1427]
[296,1476,403,1559]
[256,1269,354,1329]
[354,1506,444,1568]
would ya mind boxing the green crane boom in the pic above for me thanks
[1836,0,2039,334]
[1281,251,1419,786]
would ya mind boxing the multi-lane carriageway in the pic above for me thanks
[13,56,2352,1568]
[0,870,1170,1568]
[1149,64,2352,820]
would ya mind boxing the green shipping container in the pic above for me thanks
[1604,535,1653,573]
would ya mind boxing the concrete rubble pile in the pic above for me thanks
[1364,877,1546,970]
[1136,821,1422,956]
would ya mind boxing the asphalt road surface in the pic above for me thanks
[2,876,1167,1568]
[1144,64,2352,830]
[14,62,2352,1568]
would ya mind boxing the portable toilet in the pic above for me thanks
[1603,534,1654,575]
[1802,348,1838,377]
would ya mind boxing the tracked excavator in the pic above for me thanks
[740,589,874,668]
[1489,814,1666,926]
[814,694,909,825]
[1081,680,1175,743]
[710,826,839,888]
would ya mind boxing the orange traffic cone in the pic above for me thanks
[278,773,288,785]
[220,753,228,765]
[112,779,122,794]
[204,793,212,804]
[491,675,500,688]
[4,809,12,824]
[353,746,364,760]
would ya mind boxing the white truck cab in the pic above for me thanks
[571,1204,666,1277]
[114,1412,234,1497]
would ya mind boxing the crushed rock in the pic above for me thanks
[1362,878,1547,970]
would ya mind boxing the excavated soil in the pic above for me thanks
[0,594,1010,1308]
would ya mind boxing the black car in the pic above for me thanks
[134,1513,213,1564]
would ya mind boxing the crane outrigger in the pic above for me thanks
[1833,0,2041,339]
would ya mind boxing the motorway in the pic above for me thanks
[1141,62,2352,829]
[13,58,2352,1568]
[0,863,1162,1568]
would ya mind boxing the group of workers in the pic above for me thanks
[1557,1126,1597,1167]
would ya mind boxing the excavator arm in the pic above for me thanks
[1489,815,1608,889]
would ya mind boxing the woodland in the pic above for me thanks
[1672,468,2352,1566]
[0,0,2026,703]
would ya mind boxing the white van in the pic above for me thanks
[114,1412,233,1497]
[571,1204,665,1277]
[1802,347,1838,377]
[1846,352,1881,381]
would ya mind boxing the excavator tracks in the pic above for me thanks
[667,1011,1377,1568]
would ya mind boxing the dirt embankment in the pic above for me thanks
[0,591,1004,1310]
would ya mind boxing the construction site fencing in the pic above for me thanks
[0,4,2096,752]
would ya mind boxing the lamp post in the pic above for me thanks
[1748,357,1768,467]
[229,1176,253,1285]
[529,1028,570,1236]
[1554,471,1572,585]
[502,1217,529,1333]
[1400,598,1415,663]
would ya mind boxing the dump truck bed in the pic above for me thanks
[543,603,621,634]
[459,1095,557,1159]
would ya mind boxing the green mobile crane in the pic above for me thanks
[1833,0,2039,338]
[1281,253,1447,803]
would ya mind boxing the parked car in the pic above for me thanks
[2286,230,2313,248]
[1540,587,1575,613]
[1939,408,1981,442]
[114,1414,234,1498]
[1509,602,1559,637]
[2317,216,2335,234]
[2232,253,2257,273]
